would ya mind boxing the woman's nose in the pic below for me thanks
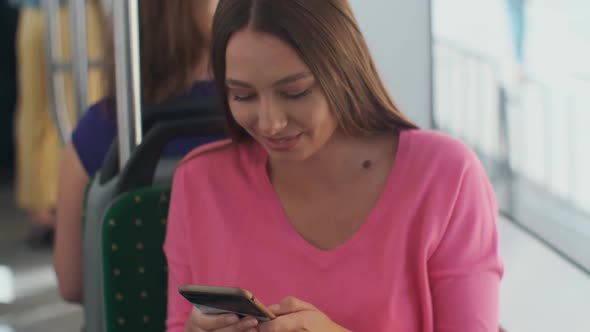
[258,98,288,136]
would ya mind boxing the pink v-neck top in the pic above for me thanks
[164,129,503,332]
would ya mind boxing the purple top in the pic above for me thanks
[71,80,219,176]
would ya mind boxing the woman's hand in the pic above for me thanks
[184,307,259,332]
[258,297,350,332]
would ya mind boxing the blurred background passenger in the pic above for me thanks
[53,0,220,303]
[13,0,105,248]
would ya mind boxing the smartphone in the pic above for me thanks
[178,285,276,321]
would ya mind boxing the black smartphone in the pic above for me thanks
[179,285,276,321]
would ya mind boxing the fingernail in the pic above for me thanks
[244,318,258,327]
[268,304,280,311]
[225,315,239,324]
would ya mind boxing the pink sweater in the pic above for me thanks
[164,129,503,331]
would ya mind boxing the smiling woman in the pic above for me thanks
[165,1,502,331]
[224,30,338,162]
[211,0,416,143]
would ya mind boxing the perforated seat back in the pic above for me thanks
[82,102,226,332]
[101,186,170,332]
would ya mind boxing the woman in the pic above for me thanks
[165,0,503,331]
[54,0,219,303]
[13,0,104,247]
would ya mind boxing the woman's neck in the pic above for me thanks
[268,132,398,194]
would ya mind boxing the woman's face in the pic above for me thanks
[225,30,338,162]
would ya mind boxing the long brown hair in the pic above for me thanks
[102,1,213,110]
[211,0,417,141]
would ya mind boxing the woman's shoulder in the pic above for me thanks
[72,98,117,145]
[77,98,116,127]
[401,129,481,172]
[397,131,497,240]
[179,139,236,165]
[177,139,261,177]
[71,98,117,176]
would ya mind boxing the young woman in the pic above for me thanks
[165,1,503,331]
[54,0,220,303]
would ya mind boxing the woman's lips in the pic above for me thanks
[262,134,302,151]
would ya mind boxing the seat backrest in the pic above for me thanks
[81,100,219,331]
[84,176,119,332]
[98,99,221,187]
[101,186,171,332]
[83,109,226,332]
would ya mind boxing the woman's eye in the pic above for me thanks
[228,88,256,102]
[233,94,256,102]
[282,89,311,100]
